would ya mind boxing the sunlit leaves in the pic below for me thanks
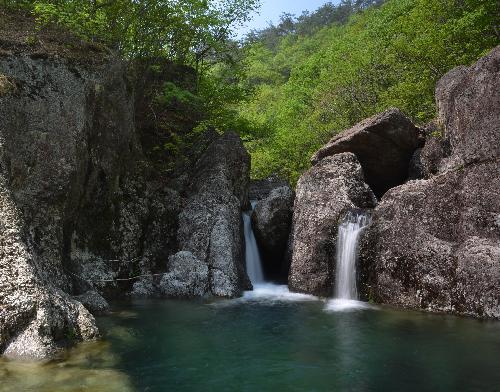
[235,0,499,184]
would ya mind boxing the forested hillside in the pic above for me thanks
[229,0,499,183]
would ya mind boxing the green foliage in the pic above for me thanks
[155,82,201,107]
[4,0,260,65]
[234,0,499,184]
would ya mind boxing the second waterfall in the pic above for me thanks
[327,211,371,311]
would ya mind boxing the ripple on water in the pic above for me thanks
[210,283,319,308]
[324,299,376,312]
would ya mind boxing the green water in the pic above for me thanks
[1,296,500,392]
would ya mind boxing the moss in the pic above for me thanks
[0,74,17,96]
[430,126,444,138]
[25,33,38,46]
[65,327,78,341]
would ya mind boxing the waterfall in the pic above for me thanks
[334,211,370,300]
[243,201,264,284]
[240,201,315,302]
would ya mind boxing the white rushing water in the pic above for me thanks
[326,211,373,312]
[240,201,316,303]
[242,201,265,284]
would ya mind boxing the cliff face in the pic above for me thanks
[0,10,250,358]
[359,46,500,319]
[289,46,500,319]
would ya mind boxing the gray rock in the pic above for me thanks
[130,277,158,299]
[160,251,209,298]
[249,174,289,201]
[359,47,500,319]
[311,108,423,197]
[0,173,99,360]
[416,120,451,179]
[176,132,251,297]
[288,153,377,296]
[408,148,424,180]
[252,185,294,281]
[436,45,500,167]
[73,290,110,315]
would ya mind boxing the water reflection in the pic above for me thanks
[1,300,500,392]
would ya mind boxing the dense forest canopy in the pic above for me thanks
[232,0,499,183]
[3,0,499,184]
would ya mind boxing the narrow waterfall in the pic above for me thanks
[241,201,316,301]
[243,201,265,284]
[334,211,370,300]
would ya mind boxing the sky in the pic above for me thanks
[236,0,336,38]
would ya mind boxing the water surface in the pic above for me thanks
[2,296,500,392]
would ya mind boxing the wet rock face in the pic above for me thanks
[311,108,423,197]
[288,153,377,297]
[174,132,251,297]
[251,185,294,281]
[360,46,500,319]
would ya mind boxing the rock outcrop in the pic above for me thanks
[252,184,294,281]
[168,132,251,297]
[359,46,500,319]
[0,51,140,356]
[288,153,376,296]
[311,108,423,197]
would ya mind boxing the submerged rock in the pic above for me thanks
[252,185,294,281]
[311,108,423,197]
[288,153,377,297]
[360,46,500,319]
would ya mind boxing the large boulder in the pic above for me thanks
[359,46,500,319]
[311,108,423,197]
[0,173,98,359]
[288,153,377,296]
[251,185,294,281]
[159,251,209,298]
[174,132,251,297]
